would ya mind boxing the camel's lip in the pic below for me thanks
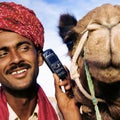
[85,60,120,69]
[88,64,120,83]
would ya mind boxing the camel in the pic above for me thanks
[58,4,120,120]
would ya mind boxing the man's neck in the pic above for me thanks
[3,84,38,120]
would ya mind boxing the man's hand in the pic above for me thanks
[53,73,82,120]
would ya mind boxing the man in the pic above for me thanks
[0,2,81,120]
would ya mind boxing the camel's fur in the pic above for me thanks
[58,4,120,120]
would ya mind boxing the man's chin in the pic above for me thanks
[3,83,37,97]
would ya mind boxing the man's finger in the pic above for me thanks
[53,73,63,99]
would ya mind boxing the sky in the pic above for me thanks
[0,0,120,97]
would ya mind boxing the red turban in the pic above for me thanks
[0,2,44,49]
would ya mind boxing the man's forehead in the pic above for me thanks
[0,31,33,47]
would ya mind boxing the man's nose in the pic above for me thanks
[10,50,22,63]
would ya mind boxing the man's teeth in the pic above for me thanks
[12,69,27,75]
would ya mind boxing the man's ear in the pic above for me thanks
[38,51,43,66]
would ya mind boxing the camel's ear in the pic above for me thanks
[58,14,78,50]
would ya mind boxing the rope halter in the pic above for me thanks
[70,24,104,120]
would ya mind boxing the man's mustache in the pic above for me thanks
[6,62,31,74]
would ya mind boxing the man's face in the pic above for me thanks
[0,31,42,90]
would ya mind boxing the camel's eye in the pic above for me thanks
[64,30,78,51]
[65,40,73,50]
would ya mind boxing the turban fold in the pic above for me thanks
[0,2,44,49]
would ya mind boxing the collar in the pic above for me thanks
[7,103,38,120]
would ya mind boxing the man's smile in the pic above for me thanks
[6,62,31,75]
[10,68,29,79]
[11,68,27,75]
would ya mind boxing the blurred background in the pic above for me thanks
[1,0,120,97]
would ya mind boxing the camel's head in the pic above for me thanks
[58,4,120,119]
[59,4,120,84]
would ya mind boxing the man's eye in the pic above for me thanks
[0,52,8,58]
[20,45,30,52]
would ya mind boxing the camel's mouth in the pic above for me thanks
[87,62,120,83]
[83,37,120,84]
[85,59,120,69]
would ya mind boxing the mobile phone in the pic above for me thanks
[43,49,67,80]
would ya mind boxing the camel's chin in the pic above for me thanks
[88,65,120,83]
